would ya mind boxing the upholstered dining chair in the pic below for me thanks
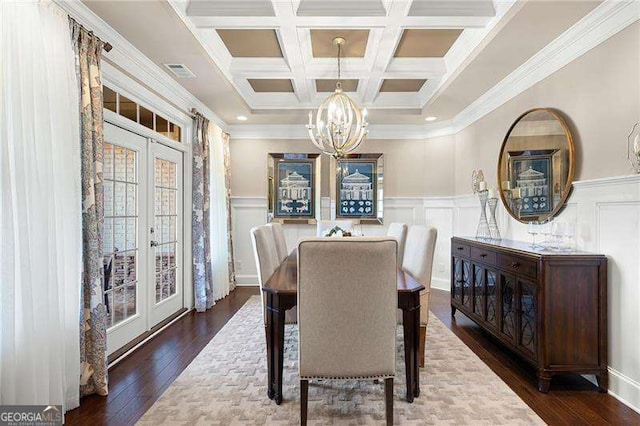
[297,237,398,426]
[316,219,355,237]
[267,222,288,263]
[401,225,438,368]
[250,225,281,323]
[250,224,297,325]
[386,223,408,263]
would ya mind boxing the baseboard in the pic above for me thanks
[608,367,640,415]
[431,277,451,292]
[235,274,259,286]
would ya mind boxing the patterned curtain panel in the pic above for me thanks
[70,19,109,397]
[193,114,214,311]
[222,132,237,289]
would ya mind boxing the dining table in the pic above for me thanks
[262,249,425,405]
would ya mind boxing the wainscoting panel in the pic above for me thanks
[597,201,640,413]
[230,175,640,413]
[231,197,268,285]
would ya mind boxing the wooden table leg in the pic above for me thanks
[272,296,286,405]
[265,293,275,400]
[402,302,420,403]
[413,301,421,398]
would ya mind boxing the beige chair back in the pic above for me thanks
[402,225,438,325]
[267,222,288,262]
[250,225,281,322]
[386,223,408,263]
[297,237,398,379]
[316,220,355,237]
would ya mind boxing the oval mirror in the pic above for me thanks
[498,108,575,223]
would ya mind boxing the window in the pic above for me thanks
[103,85,183,142]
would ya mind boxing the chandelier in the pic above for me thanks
[307,37,369,158]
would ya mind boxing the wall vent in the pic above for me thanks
[164,63,196,78]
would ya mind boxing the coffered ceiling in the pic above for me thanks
[82,0,604,126]
[179,0,499,111]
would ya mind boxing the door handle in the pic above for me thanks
[511,262,520,268]
[480,253,487,258]
[150,240,159,247]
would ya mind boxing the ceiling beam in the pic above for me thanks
[188,15,494,29]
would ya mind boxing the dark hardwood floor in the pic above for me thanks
[65,286,259,426]
[66,286,639,425]
[429,289,640,425]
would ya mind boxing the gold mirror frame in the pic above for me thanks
[497,108,576,223]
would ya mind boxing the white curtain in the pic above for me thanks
[209,123,232,301]
[1,1,82,411]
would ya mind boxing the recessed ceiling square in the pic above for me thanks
[394,29,463,57]
[216,29,283,58]
[316,79,359,92]
[248,79,294,93]
[379,79,427,92]
[310,29,369,58]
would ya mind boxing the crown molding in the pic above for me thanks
[450,0,640,133]
[55,0,227,131]
[227,122,456,140]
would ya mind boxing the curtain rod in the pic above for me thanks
[69,17,112,52]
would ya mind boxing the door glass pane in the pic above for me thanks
[103,142,139,328]
[154,157,179,303]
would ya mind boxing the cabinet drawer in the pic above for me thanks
[498,254,537,279]
[452,242,470,258]
[471,246,497,266]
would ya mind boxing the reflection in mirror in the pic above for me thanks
[498,109,575,223]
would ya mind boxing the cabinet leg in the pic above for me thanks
[537,373,552,393]
[451,305,456,317]
[596,371,608,393]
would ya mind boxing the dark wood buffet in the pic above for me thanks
[450,237,608,393]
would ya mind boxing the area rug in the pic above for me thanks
[137,297,543,425]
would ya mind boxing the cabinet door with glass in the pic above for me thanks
[516,278,537,360]
[498,272,517,345]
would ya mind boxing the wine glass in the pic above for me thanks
[551,220,566,251]
[563,222,576,251]
[539,219,552,249]
[528,221,539,248]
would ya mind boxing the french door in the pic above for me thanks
[103,123,184,355]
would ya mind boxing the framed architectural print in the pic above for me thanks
[331,153,384,225]
[267,153,321,224]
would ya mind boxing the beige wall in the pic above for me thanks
[229,135,456,198]
[454,22,640,195]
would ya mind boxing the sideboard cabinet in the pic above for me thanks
[450,237,608,393]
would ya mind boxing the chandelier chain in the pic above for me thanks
[337,42,341,82]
